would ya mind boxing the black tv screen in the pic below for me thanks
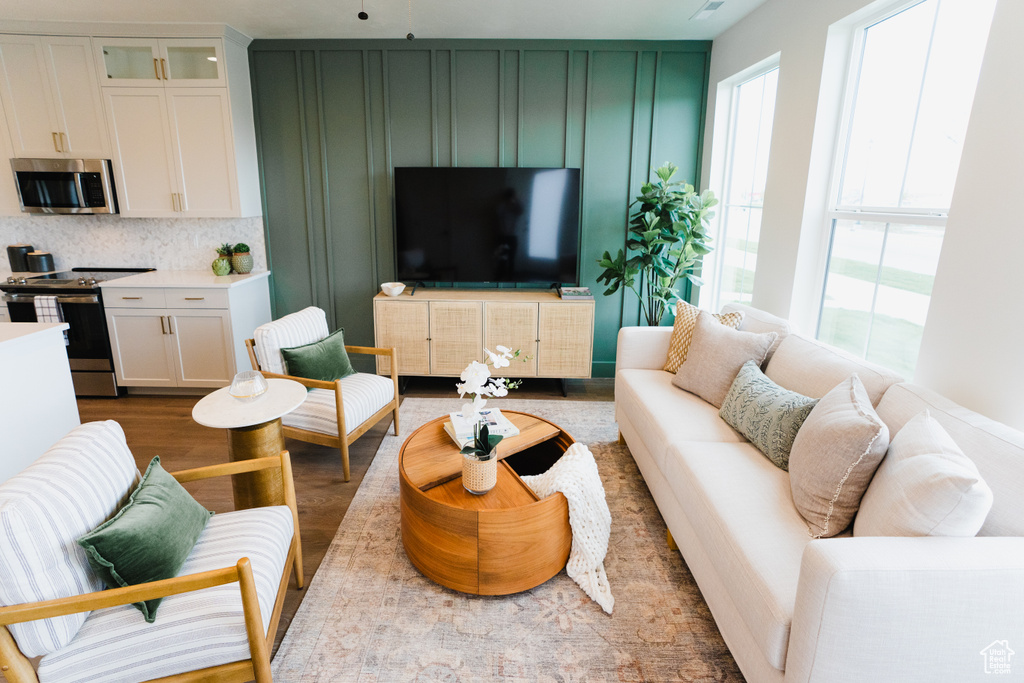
[394,167,581,285]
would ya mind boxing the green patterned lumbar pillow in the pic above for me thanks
[720,361,818,471]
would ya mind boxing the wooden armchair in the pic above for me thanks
[246,306,400,481]
[0,421,302,683]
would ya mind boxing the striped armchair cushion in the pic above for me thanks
[0,421,140,657]
[37,506,294,683]
[253,306,330,375]
[283,373,395,437]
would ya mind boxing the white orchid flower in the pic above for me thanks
[460,360,490,387]
[495,344,512,357]
[485,348,510,369]
[461,395,487,419]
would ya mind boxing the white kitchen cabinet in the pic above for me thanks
[95,38,225,88]
[0,35,109,159]
[103,88,177,215]
[102,271,272,391]
[0,105,21,215]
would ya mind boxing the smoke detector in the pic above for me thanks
[690,1,725,21]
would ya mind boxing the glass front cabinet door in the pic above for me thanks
[95,38,224,87]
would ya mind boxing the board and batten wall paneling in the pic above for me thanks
[249,40,710,378]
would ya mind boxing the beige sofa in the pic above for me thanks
[615,303,1024,683]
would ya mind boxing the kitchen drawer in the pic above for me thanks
[104,288,167,308]
[163,288,229,309]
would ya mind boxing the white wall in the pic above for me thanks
[913,0,1024,430]
[702,0,1023,429]
[0,215,266,276]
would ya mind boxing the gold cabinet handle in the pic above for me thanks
[168,315,175,334]
[160,316,167,335]
[177,192,184,212]
[59,132,68,152]
[160,58,168,80]
[171,192,178,212]
[184,297,205,301]
[52,132,61,153]
[153,58,160,79]
[121,296,142,300]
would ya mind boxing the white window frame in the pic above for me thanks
[704,55,780,311]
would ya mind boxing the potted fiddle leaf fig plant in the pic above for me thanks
[596,163,717,326]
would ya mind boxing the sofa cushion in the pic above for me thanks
[615,369,744,471]
[253,306,330,375]
[720,302,791,365]
[77,457,214,623]
[789,375,890,538]
[37,506,294,683]
[0,421,140,658]
[855,411,993,537]
[283,372,395,437]
[875,383,1024,537]
[719,361,818,471]
[663,300,743,373]
[765,334,902,406]
[663,440,830,671]
[673,312,777,408]
[281,327,357,382]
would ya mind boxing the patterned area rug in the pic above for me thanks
[272,398,743,682]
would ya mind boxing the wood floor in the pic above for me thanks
[75,376,614,658]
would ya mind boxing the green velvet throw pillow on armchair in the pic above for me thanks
[77,456,213,623]
[281,328,356,382]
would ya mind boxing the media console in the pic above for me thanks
[373,289,594,388]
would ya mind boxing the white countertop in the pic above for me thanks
[99,270,271,289]
[0,322,69,344]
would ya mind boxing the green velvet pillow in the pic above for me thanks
[719,361,818,471]
[280,328,356,383]
[77,457,213,623]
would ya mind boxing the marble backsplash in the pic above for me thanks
[0,215,267,275]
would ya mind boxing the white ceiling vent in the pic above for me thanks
[690,1,725,21]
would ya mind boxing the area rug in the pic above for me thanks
[272,398,743,681]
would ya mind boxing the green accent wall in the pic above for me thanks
[249,39,710,378]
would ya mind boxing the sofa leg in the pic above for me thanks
[667,529,679,551]
[618,431,626,446]
[340,438,351,483]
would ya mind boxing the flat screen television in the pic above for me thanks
[393,167,581,285]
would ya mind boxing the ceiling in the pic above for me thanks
[0,0,767,41]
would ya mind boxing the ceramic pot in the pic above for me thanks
[231,251,253,274]
[212,257,232,276]
[462,451,497,495]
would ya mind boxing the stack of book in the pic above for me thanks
[558,286,594,300]
[444,408,520,449]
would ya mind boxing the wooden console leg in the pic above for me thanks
[667,529,679,551]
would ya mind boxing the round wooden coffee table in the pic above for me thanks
[399,411,573,596]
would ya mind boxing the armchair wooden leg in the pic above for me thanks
[0,625,38,682]
[667,529,679,551]
[340,437,351,483]
[237,558,272,683]
[280,452,304,590]
[392,399,400,436]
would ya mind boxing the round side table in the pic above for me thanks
[192,378,306,509]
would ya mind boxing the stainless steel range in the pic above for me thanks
[2,268,155,396]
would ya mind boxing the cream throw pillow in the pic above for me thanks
[663,301,743,373]
[854,411,993,537]
[672,312,777,408]
[788,374,890,538]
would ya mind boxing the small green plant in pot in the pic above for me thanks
[212,243,233,276]
[596,163,717,326]
[231,242,253,274]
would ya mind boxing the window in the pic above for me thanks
[818,0,995,377]
[708,66,778,309]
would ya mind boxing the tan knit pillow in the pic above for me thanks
[663,301,743,373]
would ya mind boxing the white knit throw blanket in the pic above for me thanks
[521,442,614,613]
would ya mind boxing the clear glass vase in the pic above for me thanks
[462,451,497,495]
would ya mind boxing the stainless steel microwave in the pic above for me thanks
[11,158,118,214]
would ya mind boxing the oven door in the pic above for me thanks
[4,293,119,396]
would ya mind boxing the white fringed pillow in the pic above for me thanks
[854,411,993,537]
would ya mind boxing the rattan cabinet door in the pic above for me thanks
[374,299,429,374]
[537,302,594,378]
[429,301,483,375]
[484,302,538,377]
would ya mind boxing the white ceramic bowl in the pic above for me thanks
[380,282,406,297]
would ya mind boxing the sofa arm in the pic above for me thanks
[615,326,673,371]
[786,537,1024,683]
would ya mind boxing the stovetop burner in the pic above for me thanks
[2,267,155,291]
